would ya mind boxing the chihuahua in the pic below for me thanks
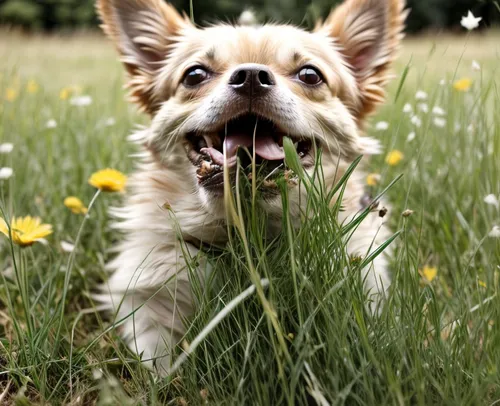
[96,0,407,375]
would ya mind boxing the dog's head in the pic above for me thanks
[98,0,406,205]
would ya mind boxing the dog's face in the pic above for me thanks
[98,0,406,207]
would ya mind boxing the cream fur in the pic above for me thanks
[95,0,406,375]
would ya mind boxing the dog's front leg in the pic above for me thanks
[99,240,207,375]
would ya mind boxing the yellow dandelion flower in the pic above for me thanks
[5,88,17,102]
[422,265,437,282]
[64,196,88,214]
[385,150,404,166]
[0,216,53,247]
[453,78,472,92]
[59,87,71,100]
[89,168,127,192]
[366,173,381,186]
[26,79,39,94]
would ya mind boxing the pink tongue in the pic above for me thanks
[253,137,285,161]
[201,134,285,167]
[222,134,285,163]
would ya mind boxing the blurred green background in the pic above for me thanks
[0,0,498,32]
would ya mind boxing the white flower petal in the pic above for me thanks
[484,194,499,209]
[46,119,57,129]
[407,132,416,142]
[489,226,500,238]
[415,90,428,100]
[0,143,14,154]
[70,95,93,107]
[0,167,13,180]
[433,117,447,128]
[418,103,429,113]
[411,115,422,128]
[461,11,482,31]
[472,60,481,71]
[36,238,49,246]
[375,121,389,131]
[432,106,446,116]
[60,241,76,252]
[403,103,413,113]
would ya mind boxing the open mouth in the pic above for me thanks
[184,114,314,191]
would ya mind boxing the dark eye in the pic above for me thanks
[183,66,210,87]
[297,66,323,86]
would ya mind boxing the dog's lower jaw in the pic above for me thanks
[97,150,392,375]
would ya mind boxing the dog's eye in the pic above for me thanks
[183,66,210,87]
[297,67,323,86]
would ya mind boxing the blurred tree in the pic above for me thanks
[0,0,497,32]
[0,0,42,29]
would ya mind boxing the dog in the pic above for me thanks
[96,0,407,375]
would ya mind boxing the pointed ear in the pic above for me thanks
[316,0,408,120]
[97,0,192,114]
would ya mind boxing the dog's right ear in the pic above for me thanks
[97,0,192,114]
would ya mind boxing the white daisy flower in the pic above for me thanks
[439,79,446,86]
[403,103,413,114]
[432,106,446,116]
[105,117,116,126]
[0,143,14,154]
[375,121,389,131]
[70,95,93,107]
[411,115,422,127]
[472,60,481,71]
[407,132,416,142]
[418,103,429,113]
[0,167,13,180]
[489,226,500,238]
[461,11,482,31]
[60,241,76,253]
[433,117,447,128]
[415,90,428,100]
[46,119,57,129]
[484,194,499,209]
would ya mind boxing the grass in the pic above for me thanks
[0,28,499,405]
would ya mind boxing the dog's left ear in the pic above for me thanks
[316,0,408,121]
[97,0,193,114]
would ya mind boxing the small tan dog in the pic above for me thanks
[96,0,407,375]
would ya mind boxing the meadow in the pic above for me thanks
[0,28,499,405]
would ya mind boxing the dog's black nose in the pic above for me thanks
[228,63,275,97]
